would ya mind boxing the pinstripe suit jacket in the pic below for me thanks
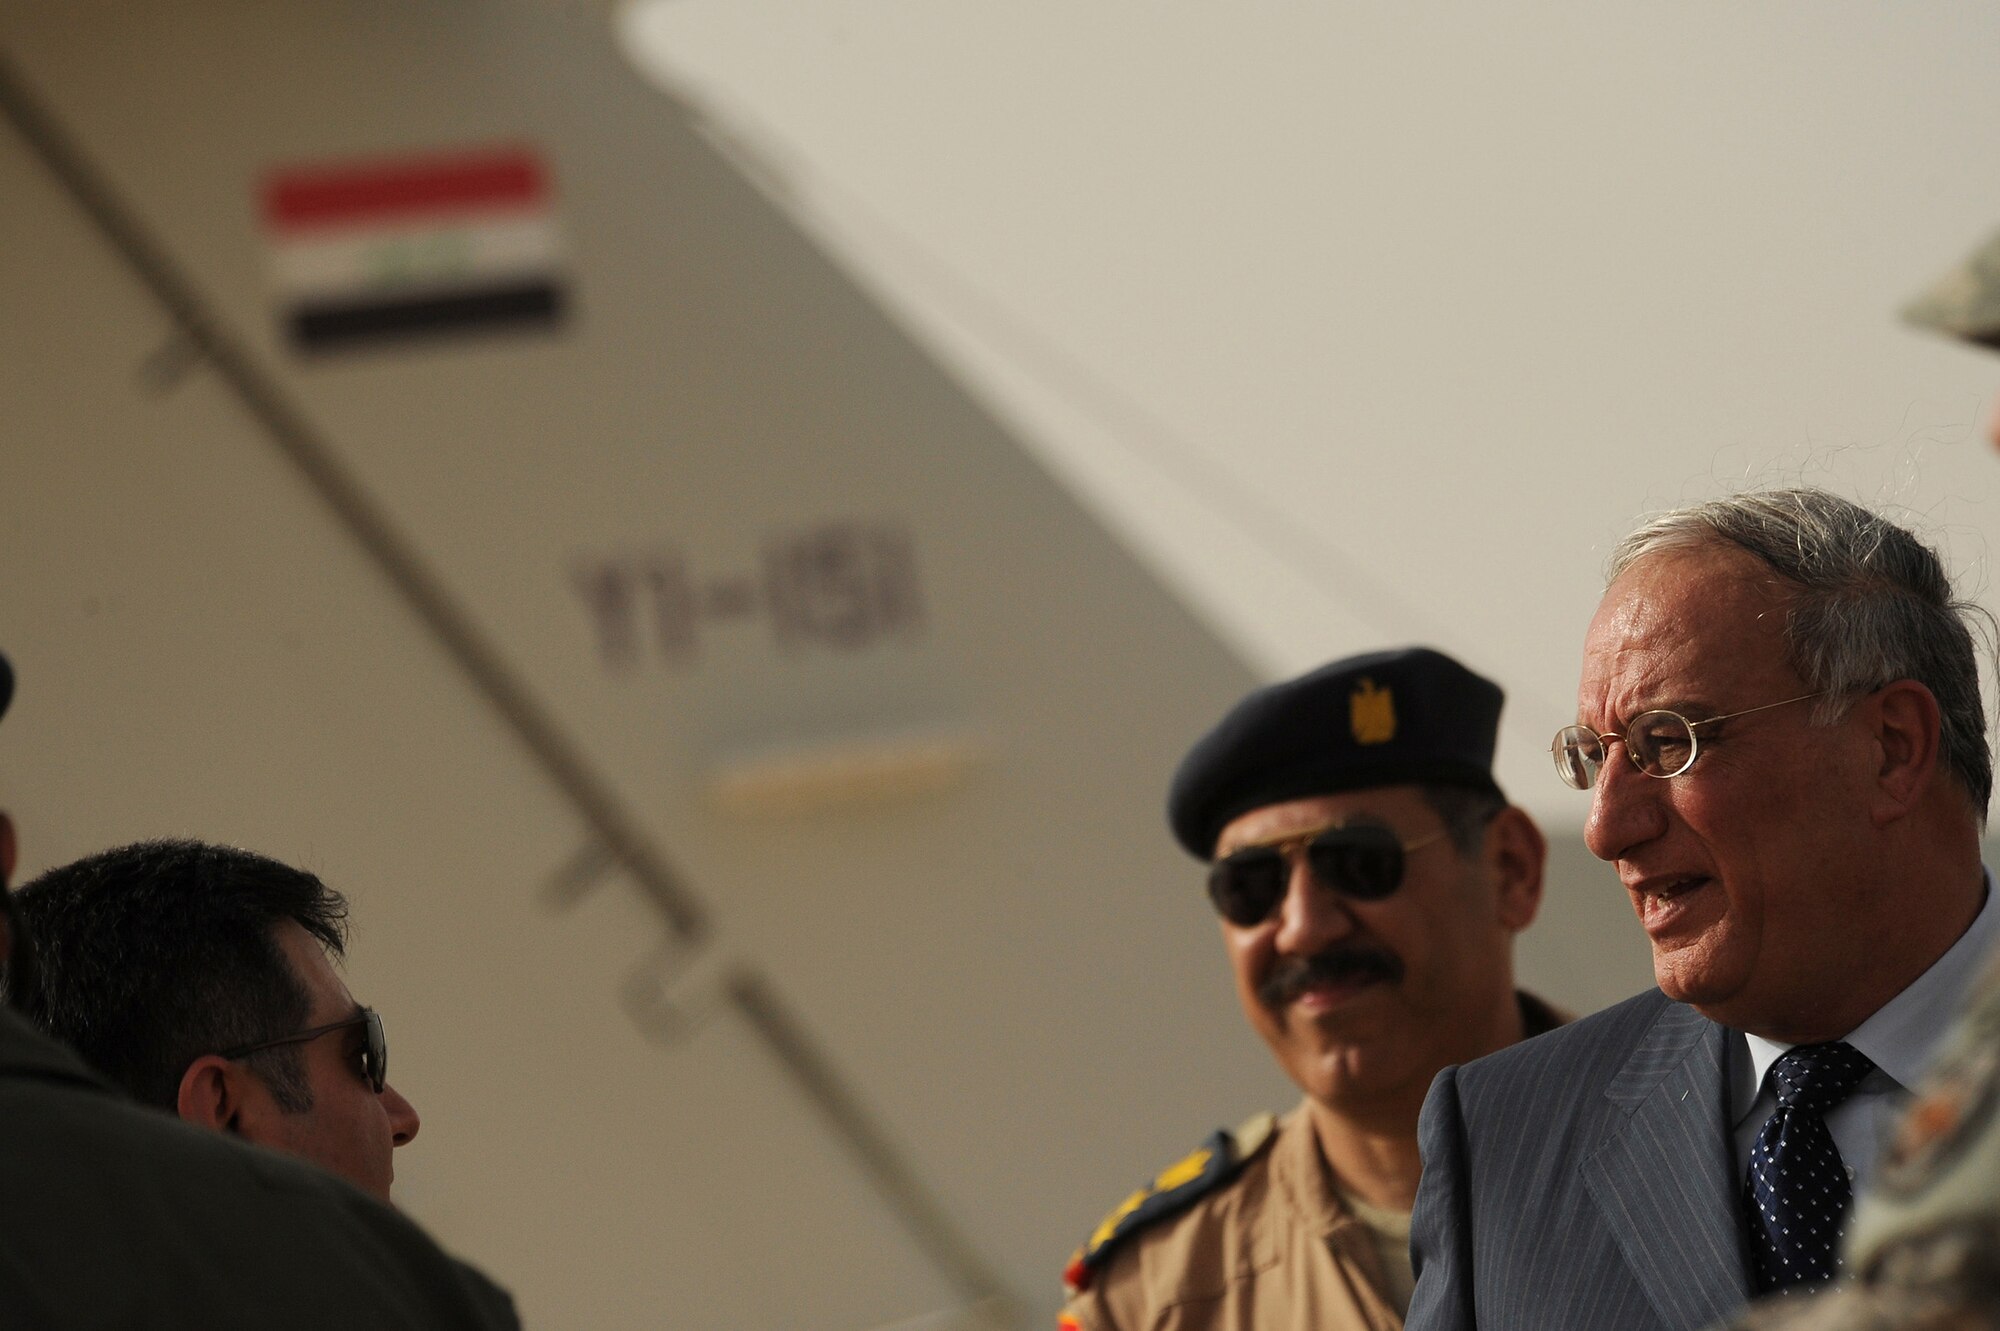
[1405,989,1751,1331]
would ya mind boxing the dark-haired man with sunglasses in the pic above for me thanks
[0,652,517,1327]
[1406,489,1999,1331]
[12,838,422,1205]
[1060,647,1559,1331]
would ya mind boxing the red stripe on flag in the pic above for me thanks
[263,146,547,231]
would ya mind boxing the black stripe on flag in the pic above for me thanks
[287,280,564,352]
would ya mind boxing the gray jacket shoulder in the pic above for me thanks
[1450,988,1678,1107]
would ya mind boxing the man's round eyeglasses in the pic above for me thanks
[1551,692,1823,790]
[218,1007,387,1094]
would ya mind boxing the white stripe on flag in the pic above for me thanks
[269,215,562,302]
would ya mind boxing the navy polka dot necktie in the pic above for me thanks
[1742,1041,1875,1295]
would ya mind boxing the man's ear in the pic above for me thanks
[1869,680,1942,825]
[176,1055,247,1134]
[1483,805,1546,933]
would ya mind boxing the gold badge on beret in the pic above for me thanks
[1350,678,1396,745]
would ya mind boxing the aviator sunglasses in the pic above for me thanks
[1207,822,1448,926]
[219,1007,388,1094]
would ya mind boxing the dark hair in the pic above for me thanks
[1611,488,1994,818]
[10,839,348,1113]
[1418,783,1508,858]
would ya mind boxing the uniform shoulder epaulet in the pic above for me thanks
[1062,1112,1277,1296]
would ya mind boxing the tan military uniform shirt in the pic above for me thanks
[1061,1100,1404,1331]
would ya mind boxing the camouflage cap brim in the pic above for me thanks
[1903,228,2000,350]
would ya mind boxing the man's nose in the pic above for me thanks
[1583,747,1667,863]
[381,1083,421,1148]
[1271,857,1359,955]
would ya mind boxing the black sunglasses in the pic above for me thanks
[219,1007,387,1094]
[1207,823,1447,926]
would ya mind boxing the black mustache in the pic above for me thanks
[1259,945,1404,1010]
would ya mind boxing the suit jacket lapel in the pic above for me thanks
[1581,1003,1749,1331]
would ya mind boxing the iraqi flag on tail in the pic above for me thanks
[261,144,568,353]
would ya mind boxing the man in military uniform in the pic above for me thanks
[1703,229,2000,1331]
[1060,647,1560,1331]
[0,650,519,1328]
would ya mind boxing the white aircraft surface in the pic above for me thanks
[1,4,1996,1329]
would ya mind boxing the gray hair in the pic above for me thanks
[1609,488,1993,818]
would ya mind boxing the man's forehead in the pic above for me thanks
[1580,546,1795,712]
[1215,786,1425,853]
[1602,542,1786,618]
[272,919,356,1014]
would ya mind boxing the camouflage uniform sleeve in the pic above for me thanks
[1714,1226,2000,1331]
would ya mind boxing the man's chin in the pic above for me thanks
[1278,1011,1396,1075]
[1651,952,1744,1020]
[1292,1045,1416,1114]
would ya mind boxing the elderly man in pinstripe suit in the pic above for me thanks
[1406,489,2000,1331]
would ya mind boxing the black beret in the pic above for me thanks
[1168,646,1504,859]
